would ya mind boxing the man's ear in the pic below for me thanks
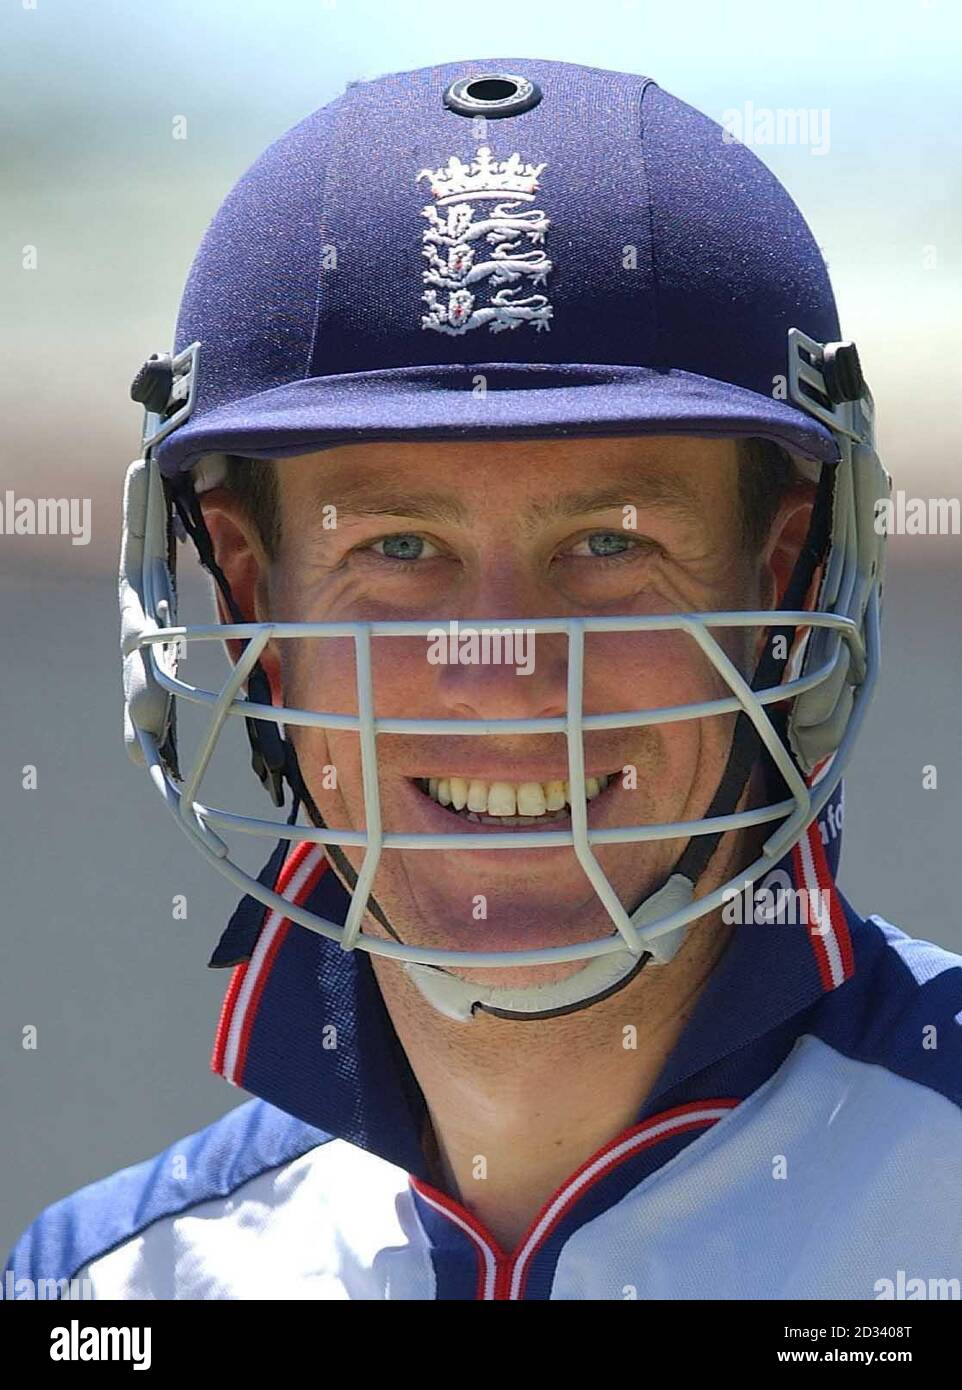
[197,487,282,703]
[758,480,818,611]
[753,480,822,670]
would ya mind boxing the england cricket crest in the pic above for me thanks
[417,145,553,335]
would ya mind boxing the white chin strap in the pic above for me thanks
[401,874,695,1022]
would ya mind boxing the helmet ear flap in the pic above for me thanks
[119,458,179,775]
[788,637,854,773]
[123,343,202,779]
[786,434,888,775]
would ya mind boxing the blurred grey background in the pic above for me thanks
[2,0,960,1254]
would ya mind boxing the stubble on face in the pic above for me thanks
[265,434,770,987]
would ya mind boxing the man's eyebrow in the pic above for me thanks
[518,470,705,534]
[307,476,470,526]
[308,466,703,530]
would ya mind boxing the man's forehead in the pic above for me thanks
[284,434,739,524]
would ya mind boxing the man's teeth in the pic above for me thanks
[422,774,610,816]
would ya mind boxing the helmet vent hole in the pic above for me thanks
[466,77,518,103]
[442,73,542,119]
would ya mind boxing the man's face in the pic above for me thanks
[249,434,789,987]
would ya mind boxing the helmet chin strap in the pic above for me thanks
[170,459,832,1025]
[403,877,691,1024]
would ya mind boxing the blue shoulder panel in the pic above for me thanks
[4,1098,332,1293]
[805,911,962,1109]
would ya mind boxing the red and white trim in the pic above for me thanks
[808,752,836,789]
[411,1099,738,1300]
[211,842,329,1085]
[412,1185,503,1300]
[790,819,854,991]
[783,757,853,992]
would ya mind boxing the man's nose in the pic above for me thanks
[427,565,574,720]
[430,596,570,721]
[431,628,569,721]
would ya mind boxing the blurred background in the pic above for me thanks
[2,0,960,1254]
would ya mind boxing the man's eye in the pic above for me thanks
[571,531,639,559]
[368,533,439,562]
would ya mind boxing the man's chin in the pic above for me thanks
[321,848,657,979]
[367,900,630,991]
[435,955,610,994]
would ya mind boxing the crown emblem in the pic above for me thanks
[417,144,553,337]
[417,145,547,203]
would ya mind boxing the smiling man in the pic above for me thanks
[7,57,962,1302]
[198,431,809,1251]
